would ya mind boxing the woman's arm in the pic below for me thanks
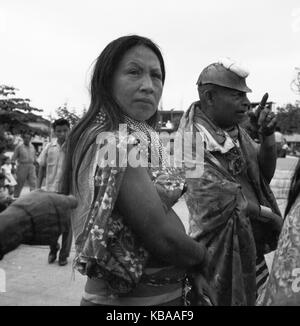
[116,165,207,270]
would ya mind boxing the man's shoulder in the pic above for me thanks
[238,126,260,152]
[43,141,56,150]
[39,141,59,157]
[14,143,23,151]
[26,143,36,151]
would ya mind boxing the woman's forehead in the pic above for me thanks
[120,45,161,67]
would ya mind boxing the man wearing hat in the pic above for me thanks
[178,58,282,306]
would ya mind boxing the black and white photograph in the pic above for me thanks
[0,0,300,308]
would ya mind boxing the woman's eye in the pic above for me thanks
[152,73,162,80]
[128,69,140,75]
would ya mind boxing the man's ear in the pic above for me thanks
[204,89,214,106]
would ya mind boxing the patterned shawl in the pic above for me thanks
[71,116,184,294]
[257,194,300,305]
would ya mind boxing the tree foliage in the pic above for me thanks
[0,85,48,137]
[55,103,80,127]
[276,103,300,134]
[291,68,300,95]
[0,85,42,113]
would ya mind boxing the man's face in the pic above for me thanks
[23,134,31,145]
[212,87,251,128]
[54,125,70,143]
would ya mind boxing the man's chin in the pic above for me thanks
[236,115,248,125]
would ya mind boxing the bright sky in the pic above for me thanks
[1,0,300,119]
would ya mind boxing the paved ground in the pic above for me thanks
[0,244,85,306]
[276,155,299,170]
[0,156,297,305]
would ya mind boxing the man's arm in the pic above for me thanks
[36,145,48,188]
[33,146,38,164]
[37,166,46,189]
[11,146,19,164]
[250,93,277,183]
[258,133,277,183]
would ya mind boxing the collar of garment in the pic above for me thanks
[50,138,65,150]
[122,114,167,167]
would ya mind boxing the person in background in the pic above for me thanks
[0,172,11,212]
[274,126,284,157]
[61,35,213,306]
[1,155,17,196]
[280,138,290,158]
[37,118,72,266]
[12,131,37,197]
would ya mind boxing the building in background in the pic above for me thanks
[157,109,184,132]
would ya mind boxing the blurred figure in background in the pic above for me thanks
[1,155,17,196]
[275,126,285,157]
[12,131,37,197]
[0,172,11,212]
[37,118,71,266]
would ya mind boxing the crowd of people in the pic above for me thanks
[0,34,300,306]
[0,120,72,266]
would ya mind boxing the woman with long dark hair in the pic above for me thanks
[258,159,300,305]
[61,35,213,306]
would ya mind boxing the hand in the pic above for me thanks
[189,272,217,306]
[256,93,277,137]
[0,190,77,246]
[248,93,277,137]
[26,190,76,245]
[259,205,283,234]
[246,199,260,217]
[187,248,217,306]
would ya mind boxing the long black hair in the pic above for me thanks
[61,35,165,195]
[285,159,300,218]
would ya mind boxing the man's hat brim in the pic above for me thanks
[197,63,252,93]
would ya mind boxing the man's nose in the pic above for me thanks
[243,96,251,110]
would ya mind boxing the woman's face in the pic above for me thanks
[112,45,163,121]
